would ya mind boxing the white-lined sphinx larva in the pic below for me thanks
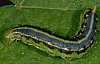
[2,6,98,59]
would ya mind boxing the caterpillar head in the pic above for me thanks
[3,30,15,44]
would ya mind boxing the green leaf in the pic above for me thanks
[0,0,100,64]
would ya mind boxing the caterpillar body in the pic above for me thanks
[3,6,98,59]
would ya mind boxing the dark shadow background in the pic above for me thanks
[0,0,14,7]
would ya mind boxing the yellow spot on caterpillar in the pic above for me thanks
[47,42,52,46]
[79,48,84,51]
[81,28,85,32]
[96,18,98,21]
[86,44,90,48]
[90,40,93,43]
[79,33,82,36]
[83,25,86,28]
[33,36,38,40]
[94,30,96,33]
[62,48,69,51]
[86,14,89,17]
[34,36,37,39]
[77,32,82,37]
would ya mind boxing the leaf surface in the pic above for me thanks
[0,0,100,64]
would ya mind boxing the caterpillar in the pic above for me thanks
[2,6,98,60]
